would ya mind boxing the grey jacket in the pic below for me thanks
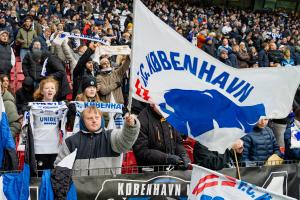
[55,118,140,176]
[61,40,81,76]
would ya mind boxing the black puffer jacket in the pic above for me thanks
[242,126,280,162]
[22,50,45,81]
[133,105,187,166]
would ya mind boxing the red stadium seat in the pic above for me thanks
[122,150,138,174]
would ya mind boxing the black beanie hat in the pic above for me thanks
[81,76,96,92]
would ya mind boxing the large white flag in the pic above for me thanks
[130,0,300,153]
[189,164,295,200]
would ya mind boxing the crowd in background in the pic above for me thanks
[1,0,300,174]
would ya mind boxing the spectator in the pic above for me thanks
[284,108,300,160]
[281,48,295,67]
[217,38,232,56]
[258,42,269,67]
[202,37,216,57]
[133,104,190,170]
[194,139,243,170]
[37,27,52,51]
[72,42,99,99]
[15,76,34,115]
[23,40,70,100]
[237,42,250,68]
[0,74,12,94]
[1,77,21,138]
[75,76,100,102]
[22,40,44,87]
[218,49,233,67]
[0,30,15,76]
[0,14,13,44]
[248,47,259,68]
[96,55,130,104]
[32,77,60,170]
[55,106,140,176]
[16,16,37,61]
[268,42,283,67]
[61,39,87,78]
[229,44,239,68]
[242,119,281,165]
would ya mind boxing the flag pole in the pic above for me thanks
[127,0,138,113]
[234,149,241,180]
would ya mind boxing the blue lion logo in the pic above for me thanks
[200,195,224,200]
[159,89,266,137]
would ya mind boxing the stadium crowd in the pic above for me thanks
[1,0,300,175]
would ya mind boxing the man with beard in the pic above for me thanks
[0,30,15,75]
[16,16,37,61]
[22,40,71,100]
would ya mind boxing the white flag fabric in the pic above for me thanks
[57,149,77,169]
[98,45,131,55]
[188,164,295,200]
[130,0,300,153]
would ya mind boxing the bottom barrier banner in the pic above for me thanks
[28,164,299,200]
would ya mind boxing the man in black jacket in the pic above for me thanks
[22,40,70,100]
[258,42,270,67]
[133,104,190,170]
[193,140,243,170]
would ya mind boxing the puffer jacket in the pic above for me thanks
[2,91,21,137]
[55,118,140,176]
[242,126,280,162]
[132,105,188,166]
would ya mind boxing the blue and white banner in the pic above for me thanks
[290,120,300,148]
[52,32,110,46]
[72,101,123,113]
[130,0,300,153]
[188,164,295,200]
[72,101,124,134]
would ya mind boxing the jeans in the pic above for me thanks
[20,48,30,62]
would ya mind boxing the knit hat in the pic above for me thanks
[0,30,9,36]
[81,76,96,92]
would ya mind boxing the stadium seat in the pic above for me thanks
[122,150,138,174]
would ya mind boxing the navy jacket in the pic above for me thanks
[242,126,280,162]
[258,49,269,67]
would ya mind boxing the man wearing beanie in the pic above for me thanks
[0,30,15,75]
